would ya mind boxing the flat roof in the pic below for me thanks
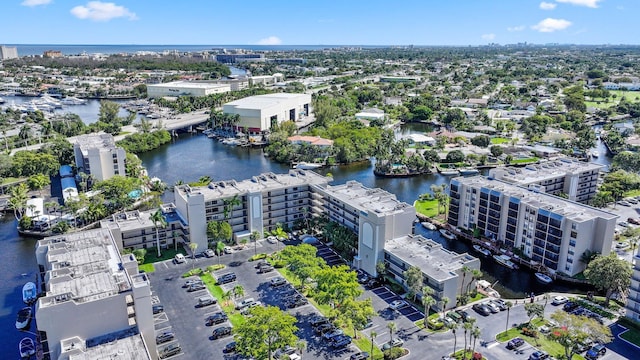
[321,180,413,217]
[75,133,119,151]
[147,80,230,90]
[223,93,309,111]
[37,228,131,307]
[101,207,187,232]
[453,176,618,222]
[492,159,603,185]
[67,332,150,360]
[385,234,478,282]
[176,169,330,201]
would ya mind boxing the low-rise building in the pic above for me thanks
[287,135,334,148]
[222,93,311,133]
[73,133,126,181]
[626,249,640,323]
[448,176,617,276]
[35,229,155,359]
[146,81,231,98]
[384,234,480,310]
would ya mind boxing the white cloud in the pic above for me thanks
[70,1,137,21]
[539,2,557,10]
[21,0,52,6]
[507,25,526,32]
[481,33,496,41]
[531,18,572,32]
[256,36,282,45]
[555,0,602,8]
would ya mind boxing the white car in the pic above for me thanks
[551,296,569,305]
[389,300,409,310]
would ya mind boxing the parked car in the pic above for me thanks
[323,329,344,340]
[206,312,228,326]
[236,298,256,310]
[472,303,492,316]
[626,198,639,204]
[152,304,164,314]
[484,301,500,313]
[628,217,640,225]
[255,260,269,268]
[618,200,631,207]
[274,345,296,358]
[314,323,335,335]
[202,249,215,258]
[455,309,471,322]
[367,278,382,288]
[381,338,404,350]
[507,337,525,350]
[286,298,308,308]
[217,272,237,284]
[174,253,186,264]
[389,300,409,310]
[529,350,549,360]
[490,299,507,311]
[350,352,370,360]
[156,331,175,344]
[310,316,329,328]
[563,302,580,312]
[224,341,237,353]
[552,296,569,305]
[585,344,606,359]
[258,264,274,273]
[331,334,352,348]
[618,221,629,228]
[183,279,203,288]
[187,283,206,292]
[160,344,181,359]
[197,295,217,307]
[224,246,233,254]
[211,326,233,339]
[270,276,287,287]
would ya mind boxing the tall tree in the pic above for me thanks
[504,301,513,332]
[234,305,298,360]
[448,321,459,356]
[524,303,544,325]
[387,322,397,342]
[404,265,424,302]
[150,209,167,257]
[550,310,612,360]
[584,253,633,306]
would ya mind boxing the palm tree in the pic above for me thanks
[422,286,436,328]
[387,322,397,342]
[150,209,167,258]
[505,300,513,332]
[250,230,260,255]
[448,321,460,356]
[295,340,306,356]
[460,265,470,296]
[222,290,233,306]
[462,322,473,360]
[466,269,483,294]
[223,194,241,220]
[440,297,450,318]
[189,242,198,268]
[543,293,550,317]
[471,326,481,358]
[370,331,377,355]
[216,241,226,265]
[233,285,244,299]
[8,183,28,220]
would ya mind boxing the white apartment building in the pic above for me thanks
[173,170,331,252]
[73,133,126,181]
[626,249,640,322]
[35,229,156,360]
[222,93,312,133]
[448,176,617,276]
[100,204,188,252]
[312,181,416,277]
[146,81,231,98]
[0,45,18,60]
[384,234,480,310]
[489,159,602,203]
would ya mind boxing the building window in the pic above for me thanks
[569,239,576,247]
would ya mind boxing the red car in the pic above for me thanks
[628,217,640,225]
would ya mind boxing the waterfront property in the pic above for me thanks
[73,133,126,181]
[447,176,618,276]
[35,228,155,359]
[173,170,330,253]
[222,93,312,133]
[100,203,188,253]
[146,80,231,98]
[626,249,640,322]
[384,234,480,310]
[489,159,602,203]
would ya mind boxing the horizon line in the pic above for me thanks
[5,43,640,47]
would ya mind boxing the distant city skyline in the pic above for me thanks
[3,0,638,46]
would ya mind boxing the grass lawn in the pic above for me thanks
[201,273,246,327]
[495,319,585,360]
[414,199,444,218]
[510,157,539,164]
[620,327,640,347]
[143,246,186,264]
[0,177,25,185]
[624,189,640,198]
[139,263,155,273]
[491,137,510,144]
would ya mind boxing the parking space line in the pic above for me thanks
[155,325,172,333]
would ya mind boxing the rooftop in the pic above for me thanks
[321,180,413,216]
[147,80,230,90]
[100,205,186,232]
[36,228,133,307]
[385,234,478,282]
[453,176,618,222]
[74,133,119,151]
[491,159,602,185]
[175,170,330,201]
[64,329,150,360]
[223,93,310,111]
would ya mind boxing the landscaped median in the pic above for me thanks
[200,272,246,327]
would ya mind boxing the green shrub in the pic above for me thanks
[206,264,225,272]
[521,327,537,338]
[272,260,287,268]
[428,318,444,330]
[383,347,407,360]
[249,253,267,261]
[573,298,615,319]
[181,268,203,278]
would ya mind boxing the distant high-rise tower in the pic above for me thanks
[0,45,18,60]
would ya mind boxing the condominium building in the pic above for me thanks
[448,176,617,276]
[73,133,126,181]
[626,249,640,322]
[312,181,416,277]
[0,45,18,60]
[488,159,602,203]
[384,234,480,310]
[100,204,188,252]
[35,229,155,360]
[173,170,331,252]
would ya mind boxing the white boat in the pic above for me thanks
[439,229,457,240]
[60,96,87,105]
[22,282,37,304]
[459,168,479,176]
[16,307,32,330]
[534,272,553,284]
[439,169,460,176]
[493,254,518,270]
[591,150,599,158]
[295,162,323,170]
[472,244,491,257]
[421,222,437,231]
[19,337,36,358]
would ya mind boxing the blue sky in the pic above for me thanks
[3,0,638,45]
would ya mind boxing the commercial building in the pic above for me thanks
[35,229,155,360]
[74,133,126,181]
[384,234,480,310]
[0,45,18,60]
[489,160,602,203]
[249,74,284,86]
[222,93,312,133]
[312,181,416,277]
[447,176,617,276]
[146,81,231,98]
[43,50,63,58]
[173,170,331,252]
[215,53,265,63]
[100,204,188,252]
[626,249,640,323]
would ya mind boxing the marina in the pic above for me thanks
[493,254,519,270]
[472,244,492,257]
